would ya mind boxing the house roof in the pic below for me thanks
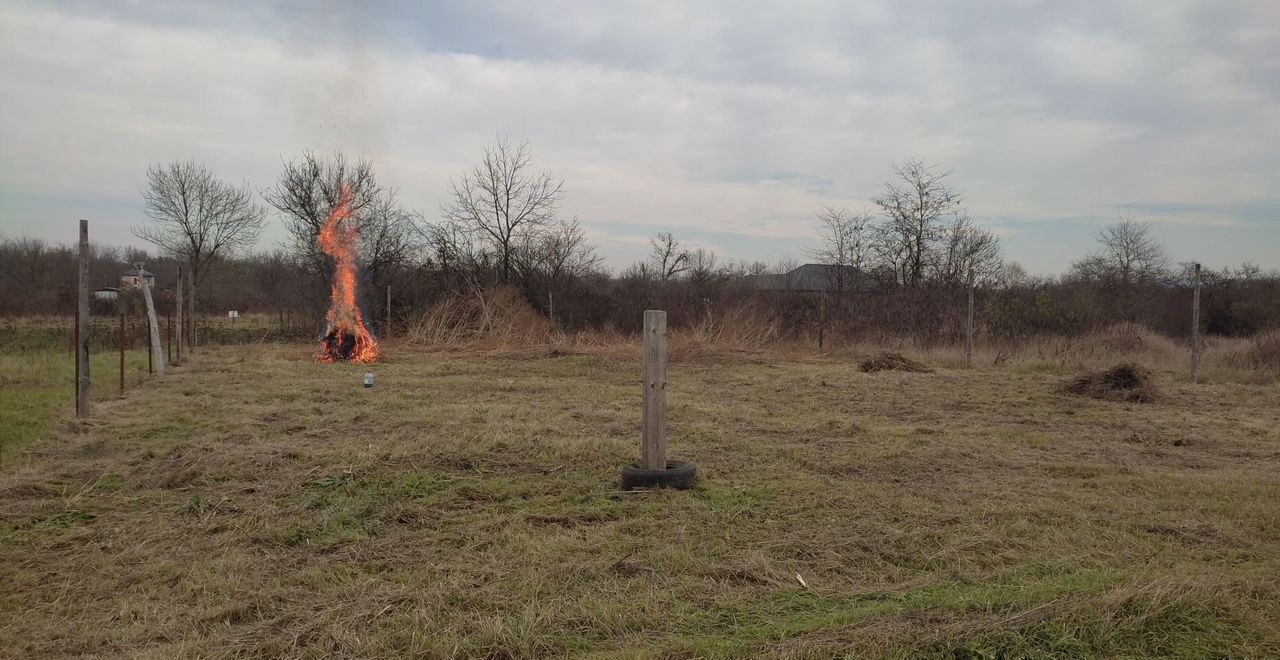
[752,263,876,292]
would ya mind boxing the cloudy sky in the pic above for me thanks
[1,0,1277,274]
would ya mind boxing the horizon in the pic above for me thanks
[2,1,1278,275]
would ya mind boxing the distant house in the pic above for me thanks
[92,287,121,302]
[120,270,156,289]
[752,263,876,293]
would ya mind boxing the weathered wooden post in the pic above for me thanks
[175,266,184,364]
[166,312,172,363]
[137,262,165,375]
[119,311,126,397]
[1191,263,1201,384]
[642,309,668,470]
[620,310,696,489]
[76,219,90,418]
[385,283,392,338]
[147,315,153,374]
[965,279,975,368]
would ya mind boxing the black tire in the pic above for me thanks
[620,460,697,490]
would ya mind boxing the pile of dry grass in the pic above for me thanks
[859,351,933,373]
[1060,363,1158,402]
[1223,329,1280,380]
[668,305,781,358]
[403,287,555,348]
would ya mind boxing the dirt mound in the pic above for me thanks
[860,351,933,373]
[1060,363,1158,402]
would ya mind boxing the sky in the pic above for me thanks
[1,0,1278,275]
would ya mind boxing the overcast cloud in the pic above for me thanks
[1,0,1277,273]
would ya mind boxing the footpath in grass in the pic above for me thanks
[1,344,1278,657]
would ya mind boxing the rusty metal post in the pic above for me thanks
[119,311,126,397]
[175,266,184,364]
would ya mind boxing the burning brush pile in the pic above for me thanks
[315,185,379,364]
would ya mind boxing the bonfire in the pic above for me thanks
[315,185,379,363]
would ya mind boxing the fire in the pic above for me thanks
[315,185,379,363]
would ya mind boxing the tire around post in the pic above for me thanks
[620,460,697,490]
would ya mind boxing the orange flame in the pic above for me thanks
[315,185,379,363]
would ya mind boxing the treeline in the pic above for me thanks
[3,225,1276,344]
[1,144,1277,343]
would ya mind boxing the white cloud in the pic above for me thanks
[1,0,1278,274]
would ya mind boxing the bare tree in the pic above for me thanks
[936,213,1002,286]
[1096,215,1167,283]
[0,236,61,314]
[134,160,266,306]
[515,217,602,317]
[516,218,601,284]
[687,248,719,285]
[1070,214,1167,320]
[442,137,563,283]
[422,219,494,286]
[264,152,415,312]
[359,190,420,284]
[648,232,689,281]
[263,151,380,277]
[810,207,875,295]
[872,160,962,287]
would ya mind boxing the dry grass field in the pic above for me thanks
[2,340,1279,658]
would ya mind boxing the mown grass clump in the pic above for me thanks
[860,351,933,373]
[1060,363,1158,402]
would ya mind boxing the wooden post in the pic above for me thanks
[385,284,392,338]
[965,279,975,368]
[166,312,172,363]
[119,311,126,397]
[74,307,80,395]
[642,310,668,470]
[138,263,165,375]
[147,314,153,374]
[76,219,90,418]
[1191,263,1201,384]
[175,266,184,364]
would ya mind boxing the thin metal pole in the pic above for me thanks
[74,307,81,413]
[76,219,90,418]
[175,266,184,364]
[119,311,126,397]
